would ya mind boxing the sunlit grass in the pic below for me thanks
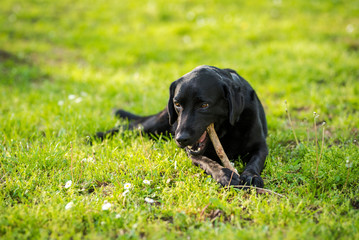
[1,0,359,239]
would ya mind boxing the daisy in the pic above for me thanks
[124,183,131,189]
[102,200,112,211]
[143,180,151,185]
[144,197,155,204]
[64,180,72,189]
[346,24,354,33]
[68,94,76,100]
[65,201,74,210]
[122,190,129,197]
[75,97,82,103]
[81,157,95,163]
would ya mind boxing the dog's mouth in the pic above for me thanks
[186,131,209,155]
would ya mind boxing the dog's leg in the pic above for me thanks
[190,155,240,187]
[95,109,154,140]
[135,109,173,136]
[95,109,172,141]
[240,145,268,188]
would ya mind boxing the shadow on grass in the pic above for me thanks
[0,49,50,88]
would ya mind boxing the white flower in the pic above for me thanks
[122,190,129,197]
[58,100,64,106]
[124,183,131,189]
[346,24,354,33]
[143,180,151,185]
[75,97,82,103]
[65,201,74,210]
[102,201,112,211]
[115,214,121,219]
[313,112,319,119]
[81,157,95,163]
[68,94,76,100]
[64,180,72,189]
[144,197,155,204]
[182,35,191,44]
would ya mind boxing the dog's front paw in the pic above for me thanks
[239,171,264,188]
[216,168,241,187]
[85,132,104,145]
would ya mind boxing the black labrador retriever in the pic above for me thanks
[96,65,268,188]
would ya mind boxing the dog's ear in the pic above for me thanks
[167,80,178,125]
[223,83,244,126]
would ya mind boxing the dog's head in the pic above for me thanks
[167,65,245,155]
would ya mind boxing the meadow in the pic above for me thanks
[1,0,359,239]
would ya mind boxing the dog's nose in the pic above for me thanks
[175,132,191,147]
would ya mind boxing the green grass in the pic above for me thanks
[1,0,359,239]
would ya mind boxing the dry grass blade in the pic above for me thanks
[232,185,287,198]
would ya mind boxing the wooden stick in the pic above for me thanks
[206,124,284,197]
[206,123,238,173]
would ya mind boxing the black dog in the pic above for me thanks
[97,65,268,188]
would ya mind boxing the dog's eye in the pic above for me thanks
[174,102,181,108]
[201,103,209,109]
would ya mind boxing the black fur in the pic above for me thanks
[96,65,268,188]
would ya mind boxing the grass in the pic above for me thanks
[1,0,359,239]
